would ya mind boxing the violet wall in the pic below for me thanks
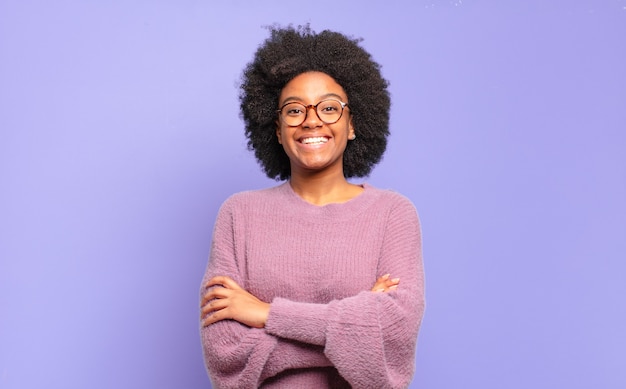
[1,1,625,388]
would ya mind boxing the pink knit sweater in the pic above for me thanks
[200,182,425,388]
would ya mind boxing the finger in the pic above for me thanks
[201,298,229,317]
[371,274,391,292]
[205,275,232,288]
[371,283,385,292]
[379,284,398,293]
[201,287,231,305]
[379,276,399,287]
[372,276,401,293]
[206,276,241,290]
[203,308,229,327]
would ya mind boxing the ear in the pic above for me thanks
[348,118,356,140]
[276,123,282,145]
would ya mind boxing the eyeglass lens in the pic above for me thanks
[280,100,344,126]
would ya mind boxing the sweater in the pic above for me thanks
[200,182,425,388]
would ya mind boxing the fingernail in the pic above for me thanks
[382,274,390,279]
[391,278,400,283]
[389,285,398,290]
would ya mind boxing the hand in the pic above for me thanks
[371,273,400,293]
[201,276,270,328]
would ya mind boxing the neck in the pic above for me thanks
[288,170,363,206]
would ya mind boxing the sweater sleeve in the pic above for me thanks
[200,199,333,389]
[264,196,426,389]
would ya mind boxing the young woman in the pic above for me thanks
[200,25,425,388]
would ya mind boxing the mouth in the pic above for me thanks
[299,136,329,145]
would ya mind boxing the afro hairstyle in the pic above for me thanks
[239,25,391,180]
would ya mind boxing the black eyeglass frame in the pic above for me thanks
[277,99,349,127]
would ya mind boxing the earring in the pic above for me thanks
[349,134,356,140]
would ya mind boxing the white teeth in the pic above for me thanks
[301,137,328,145]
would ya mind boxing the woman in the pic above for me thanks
[200,25,425,388]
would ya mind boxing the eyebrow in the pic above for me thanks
[279,93,347,106]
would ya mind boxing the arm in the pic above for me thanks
[264,198,425,389]
[201,272,398,385]
[199,200,333,388]
[202,273,399,328]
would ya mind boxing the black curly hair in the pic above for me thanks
[239,24,390,180]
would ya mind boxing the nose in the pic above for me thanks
[301,105,323,128]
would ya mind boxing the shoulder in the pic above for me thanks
[361,184,421,229]
[218,183,289,213]
[362,186,423,244]
[364,184,418,211]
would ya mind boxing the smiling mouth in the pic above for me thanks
[300,136,329,145]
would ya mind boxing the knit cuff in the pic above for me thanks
[265,297,330,346]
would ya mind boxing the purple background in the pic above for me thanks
[1,1,625,388]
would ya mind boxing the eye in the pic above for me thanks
[318,100,342,114]
[283,104,305,116]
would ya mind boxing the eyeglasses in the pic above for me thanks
[277,99,349,127]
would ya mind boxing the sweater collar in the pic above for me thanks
[276,181,381,222]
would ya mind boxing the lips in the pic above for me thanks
[300,136,329,145]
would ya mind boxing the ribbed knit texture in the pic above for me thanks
[200,182,425,389]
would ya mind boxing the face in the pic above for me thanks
[276,71,355,177]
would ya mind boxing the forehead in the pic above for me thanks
[279,71,347,104]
